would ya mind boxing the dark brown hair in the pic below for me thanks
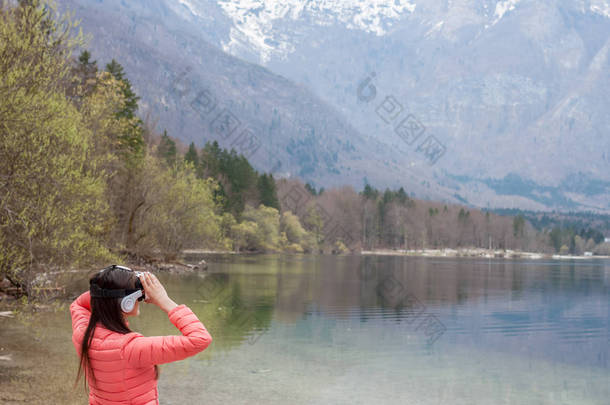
[75,267,158,389]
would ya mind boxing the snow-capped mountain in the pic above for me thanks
[172,0,608,60]
[62,0,610,211]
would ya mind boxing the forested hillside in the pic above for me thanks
[1,1,608,298]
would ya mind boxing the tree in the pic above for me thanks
[305,183,317,196]
[549,227,562,252]
[157,130,177,166]
[236,205,281,251]
[72,50,98,98]
[304,205,324,249]
[105,59,144,161]
[573,235,585,256]
[280,211,315,252]
[138,160,224,260]
[0,0,116,292]
[105,59,139,119]
[361,184,379,200]
[184,142,199,166]
[257,173,280,210]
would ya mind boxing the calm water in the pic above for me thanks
[1,255,609,404]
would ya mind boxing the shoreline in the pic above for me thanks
[182,248,610,260]
[360,248,610,260]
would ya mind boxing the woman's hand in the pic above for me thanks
[140,272,178,313]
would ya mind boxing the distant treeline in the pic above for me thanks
[1,2,608,296]
[275,181,608,255]
[492,208,609,237]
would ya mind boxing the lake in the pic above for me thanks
[1,254,608,404]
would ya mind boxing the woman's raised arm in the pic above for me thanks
[122,305,212,366]
[70,291,92,334]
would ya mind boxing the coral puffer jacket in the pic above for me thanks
[71,292,212,404]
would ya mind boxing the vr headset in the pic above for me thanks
[90,265,146,313]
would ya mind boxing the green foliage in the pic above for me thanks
[105,59,139,119]
[232,205,281,251]
[230,220,260,252]
[0,0,117,291]
[184,142,199,166]
[257,174,280,210]
[0,1,239,293]
[105,59,144,162]
[513,215,525,238]
[361,184,379,200]
[280,211,316,253]
[458,208,470,222]
[198,141,279,217]
[73,50,98,97]
[303,205,324,248]
[136,159,225,260]
[305,183,319,196]
[157,130,177,166]
[332,240,349,255]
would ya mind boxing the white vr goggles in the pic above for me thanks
[90,265,146,313]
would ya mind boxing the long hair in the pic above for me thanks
[75,267,158,389]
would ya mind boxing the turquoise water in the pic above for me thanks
[151,255,609,404]
[2,254,608,404]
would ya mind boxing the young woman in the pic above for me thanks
[71,265,212,404]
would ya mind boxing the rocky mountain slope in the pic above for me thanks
[62,0,610,212]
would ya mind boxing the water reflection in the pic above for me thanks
[1,255,608,404]
[161,254,609,404]
[176,255,609,369]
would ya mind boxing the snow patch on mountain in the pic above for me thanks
[425,20,444,38]
[175,0,202,18]
[492,0,521,25]
[589,0,610,17]
[216,0,416,62]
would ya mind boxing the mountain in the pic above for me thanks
[62,0,610,212]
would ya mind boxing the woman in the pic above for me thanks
[71,264,212,404]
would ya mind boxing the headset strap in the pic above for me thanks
[90,284,139,298]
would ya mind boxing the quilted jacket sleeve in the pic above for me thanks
[123,305,212,367]
[70,291,92,342]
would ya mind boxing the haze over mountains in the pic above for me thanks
[63,0,610,212]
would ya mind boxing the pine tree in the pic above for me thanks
[106,59,144,161]
[106,59,140,119]
[257,173,280,210]
[184,142,199,166]
[362,184,379,200]
[305,183,317,196]
[157,130,177,166]
[76,50,98,91]
[78,50,97,72]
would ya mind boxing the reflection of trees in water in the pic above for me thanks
[190,255,609,352]
[272,256,610,315]
[195,273,274,351]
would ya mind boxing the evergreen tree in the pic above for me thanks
[157,130,177,166]
[184,142,199,166]
[362,184,379,200]
[305,182,317,196]
[257,174,280,210]
[105,59,144,160]
[75,50,98,94]
[78,50,97,72]
[397,187,408,204]
[219,150,258,216]
[106,59,140,119]
[200,141,222,178]
[513,215,525,238]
